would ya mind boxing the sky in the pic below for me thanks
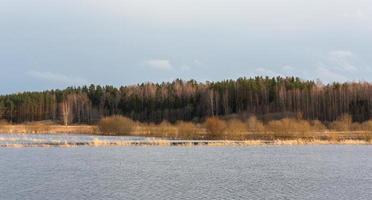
[1,0,372,94]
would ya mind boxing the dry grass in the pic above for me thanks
[139,121,178,138]
[330,114,353,131]
[246,116,265,132]
[176,121,201,139]
[0,120,9,126]
[1,114,372,143]
[309,120,327,131]
[265,118,312,139]
[98,115,135,135]
[0,124,97,134]
[204,117,227,139]
[225,119,247,140]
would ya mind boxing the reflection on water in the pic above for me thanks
[0,134,154,147]
[0,135,371,200]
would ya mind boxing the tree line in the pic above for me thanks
[0,76,371,124]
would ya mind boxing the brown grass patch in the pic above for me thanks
[204,117,227,139]
[98,115,135,135]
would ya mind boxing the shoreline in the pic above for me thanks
[0,136,371,148]
[1,124,371,147]
[1,140,371,148]
[0,124,99,135]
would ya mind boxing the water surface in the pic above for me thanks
[0,134,371,200]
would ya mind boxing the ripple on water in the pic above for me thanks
[0,135,371,200]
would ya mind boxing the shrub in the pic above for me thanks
[204,117,226,139]
[0,120,9,126]
[330,114,352,131]
[158,121,177,138]
[226,119,247,140]
[246,116,265,132]
[98,115,135,135]
[310,120,326,131]
[266,119,287,138]
[176,121,200,139]
[266,118,312,139]
[361,120,372,131]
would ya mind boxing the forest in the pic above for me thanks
[0,76,371,125]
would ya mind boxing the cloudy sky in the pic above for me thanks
[1,0,372,94]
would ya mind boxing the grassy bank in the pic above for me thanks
[96,115,372,142]
[0,122,98,134]
[1,115,372,143]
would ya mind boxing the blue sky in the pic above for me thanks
[1,0,372,94]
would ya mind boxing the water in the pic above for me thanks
[0,134,151,147]
[0,134,371,200]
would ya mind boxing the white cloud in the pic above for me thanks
[312,50,371,82]
[315,64,348,82]
[343,9,368,21]
[252,65,301,78]
[85,0,372,29]
[28,70,88,85]
[193,59,203,66]
[329,50,353,58]
[180,65,191,71]
[281,65,294,71]
[355,9,366,19]
[144,59,173,70]
[328,50,357,71]
[255,67,283,77]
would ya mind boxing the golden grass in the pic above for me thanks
[204,117,227,139]
[176,121,201,139]
[2,120,99,135]
[98,115,135,135]
[0,124,98,134]
[1,115,372,144]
